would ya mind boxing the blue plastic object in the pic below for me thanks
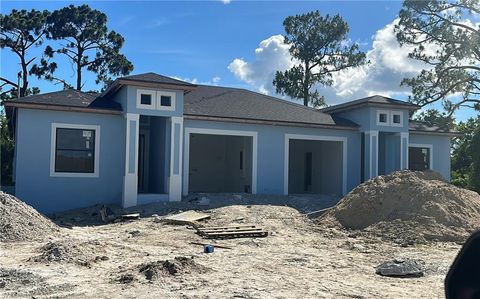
[204,244,214,253]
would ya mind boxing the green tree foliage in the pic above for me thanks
[0,9,49,98]
[451,116,480,192]
[273,11,366,107]
[0,114,14,185]
[470,124,480,192]
[413,109,456,129]
[396,0,480,115]
[31,4,133,90]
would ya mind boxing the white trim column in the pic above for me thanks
[123,113,139,208]
[400,132,409,169]
[169,116,183,201]
[364,130,378,180]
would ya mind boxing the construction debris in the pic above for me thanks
[120,213,140,221]
[376,258,425,278]
[190,242,233,249]
[197,225,268,239]
[99,206,116,223]
[161,210,211,225]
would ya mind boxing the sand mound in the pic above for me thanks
[30,240,108,267]
[139,256,209,281]
[0,268,73,297]
[320,170,480,244]
[0,192,60,242]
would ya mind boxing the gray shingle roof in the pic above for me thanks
[184,85,358,128]
[409,120,460,135]
[321,95,420,113]
[4,89,121,111]
[120,72,195,87]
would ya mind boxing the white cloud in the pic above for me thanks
[172,76,222,86]
[228,34,294,95]
[228,19,432,106]
[221,0,231,4]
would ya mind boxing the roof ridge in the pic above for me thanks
[194,84,327,115]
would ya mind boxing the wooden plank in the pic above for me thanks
[190,242,233,249]
[198,225,256,230]
[201,230,268,239]
[198,227,264,233]
[162,210,210,225]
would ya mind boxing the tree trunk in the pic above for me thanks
[76,60,82,90]
[76,47,83,90]
[20,49,28,98]
[303,61,310,106]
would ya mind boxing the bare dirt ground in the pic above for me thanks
[1,201,461,299]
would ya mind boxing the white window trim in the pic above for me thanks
[183,127,258,196]
[376,109,390,126]
[136,89,156,110]
[284,134,348,196]
[408,143,433,170]
[390,110,403,127]
[50,123,100,178]
[157,91,176,111]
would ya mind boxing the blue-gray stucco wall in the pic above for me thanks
[15,108,125,214]
[112,86,184,117]
[184,119,362,195]
[336,107,409,133]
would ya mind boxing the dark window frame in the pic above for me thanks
[140,93,152,105]
[160,95,172,107]
[392,114,401,124]
[54,128,96,173]
[408,146,431,171]
[379,113,388,123]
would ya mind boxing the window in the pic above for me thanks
[156,91,176,111]
[409,146,431,171]
[379,113,388,123]
[136,89,156,109]
[160,95,171,107]
[51,124,100,177]
[140,94,152,105]
[391,111,403,126]
[393,114,401,124]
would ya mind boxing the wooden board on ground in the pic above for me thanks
[162,210,211,225]
[197,225,268,239]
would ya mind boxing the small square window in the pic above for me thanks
[379,113,388,123]
[160,95,171,107]
[393,114,401,124]
[140,94,152,105]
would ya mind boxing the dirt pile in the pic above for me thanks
[0,192,60,242]
[0,268,73,297]
[139,256,209,281]
[319,170,480,244]
[30,240,108,267]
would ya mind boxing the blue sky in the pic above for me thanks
[1,1,477,121]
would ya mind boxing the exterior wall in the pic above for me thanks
[184,119,361,195]
[112,86,184,118]
[15,108,125,214]
[336,107,409,133]
[409,133,452,181]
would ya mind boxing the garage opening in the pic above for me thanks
[188,134,253,193]
[288,139,343,195]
